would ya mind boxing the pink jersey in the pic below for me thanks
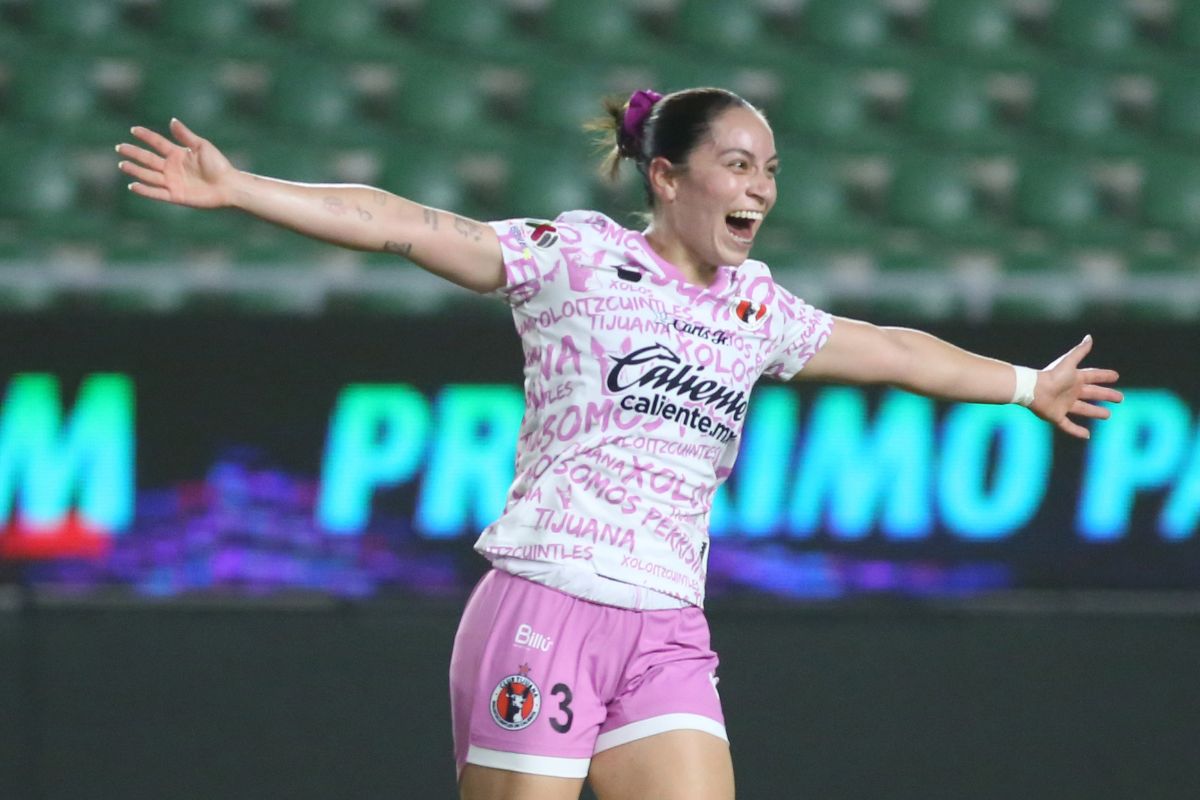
[477,211,832,608]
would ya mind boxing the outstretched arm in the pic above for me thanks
[116,118,505,293]
[796,317,1123,439]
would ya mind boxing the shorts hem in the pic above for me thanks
[465,744,591,779]
[593,712,728,754]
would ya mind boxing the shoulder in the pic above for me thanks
[732,256,773,281]
[529,211,648,268]
[554,209,618,228]
[727,256,781,295]
[552,210,641,245]
[494,210,628,250]
[729,256,829,328]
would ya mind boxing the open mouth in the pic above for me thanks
[725,210,763,245]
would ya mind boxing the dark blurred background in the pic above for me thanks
[1,0,1199,797]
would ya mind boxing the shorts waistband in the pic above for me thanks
[491,558,692,611]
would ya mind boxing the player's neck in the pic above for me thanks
[642,225,719,288]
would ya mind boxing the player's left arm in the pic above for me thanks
[794,317,1123,439]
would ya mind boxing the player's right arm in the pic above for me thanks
[115,118,504,294]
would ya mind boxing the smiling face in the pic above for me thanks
[647,105,778,278]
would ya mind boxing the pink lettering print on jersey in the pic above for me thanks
[477,211,833,608]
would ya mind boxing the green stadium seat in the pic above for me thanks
[240,144,336,185]
[0,231,51,265]
[231,228,329,267]
[1142,157,1200,233]
[29,0,122,43]
[160,0,257,50]
[87,237,192,311]
[1000,249,1067,275]
[1014,160,1099,232]
[138,61,230,134]
[888,158,974,230]
[1176,3,1200,51]
[1119,257,1199,319]
[186,275,329,314]
[293,0,396,56]
[544,1,646,56]
[1156,77,1200,142]
[875,251,951,274]
[594,167,645,220]
[266,59,360,136]
[650,57,742,99]
[1127,251,1194,274]
[872,251,959,319]
[0,27,19,68]
[1032,71,1116,143]
[8,56,100,127]
[0,142,80,222]
[927,0,1014,53]
[382,149,470,215]
[775,66,867,141]
[771,151,851,232]
[1118,296,1200,322]
[117,185,242,242]
[1050,0,1135,56]
[806,0,888,53]
[905,69,992,142]
[103,236,186,268]
[505,148,596,219]
[993,251,1082,319]
[676,0,764,52]
[526,67,610,136]
[394,63,491,139]
[420,0,511,49]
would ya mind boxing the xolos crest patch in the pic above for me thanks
[489,664,541,731]
[731,297,769,329]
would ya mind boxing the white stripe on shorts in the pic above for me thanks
[593,713,729,754]
[465,745,590,779]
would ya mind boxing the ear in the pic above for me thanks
[646,156,679,204]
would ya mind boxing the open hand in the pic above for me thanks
[116,118,234,209]
[1031,335,1123,439]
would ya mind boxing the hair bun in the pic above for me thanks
[619,89,663,156]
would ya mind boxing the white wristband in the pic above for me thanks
[1011,365,1038,407]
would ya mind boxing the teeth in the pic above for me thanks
[728,210,764,221]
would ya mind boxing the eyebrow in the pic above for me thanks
[719,147,780,162]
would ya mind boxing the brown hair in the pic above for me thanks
[588,87,756,206]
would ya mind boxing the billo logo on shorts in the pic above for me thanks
[490,669,542,731]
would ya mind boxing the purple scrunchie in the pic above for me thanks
[623,89,663,140]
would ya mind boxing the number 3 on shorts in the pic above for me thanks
[549,683,573,733]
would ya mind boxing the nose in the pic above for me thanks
[747,170,774,208]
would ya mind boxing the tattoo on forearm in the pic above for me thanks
[326,196,373,221]
[454,217,482,241]
[424,208,439,230]
[384,240,413,257]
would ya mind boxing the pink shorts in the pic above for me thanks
[449,569,726,779]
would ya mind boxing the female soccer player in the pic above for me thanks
[117,88,1121,800]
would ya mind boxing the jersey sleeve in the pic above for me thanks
[761,284,834,381]
[486,217,578,307]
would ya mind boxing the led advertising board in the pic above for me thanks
[1,313,1195,600]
